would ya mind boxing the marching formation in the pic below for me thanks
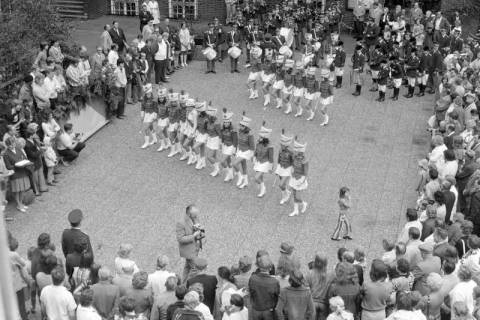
[139,83,309,216]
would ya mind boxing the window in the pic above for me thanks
[110,0,139,16]
[169,0,197,20]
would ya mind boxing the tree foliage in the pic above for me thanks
[0,0,73,82]
[441,0,480,17]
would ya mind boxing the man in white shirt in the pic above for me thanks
[113,59,127,119]
[57,123,86,163]
[40,266,77,320]
[148,255,176,296]
[108,44,120,67]
[398,208,423,244]
[154,32,169,84]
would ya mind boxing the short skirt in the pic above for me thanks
[304,91,316,100]
[320,96,333,106]
[167,122,178,132]
[282,86,293,96]
[254,160,272,173]
[289,176,308,190]
[195,132,208,144]
[143,112,157,123]
[206,136,220,150]
[184,124,195,138]
[248,72,259,81]
[222,144,236,156]
[10,176,31,193]
[275,165,292,177]
[236,149,253,161]
[272,80,284,90]
[178,121,187,135]
[157,117,169,127]
[293,87,304,97]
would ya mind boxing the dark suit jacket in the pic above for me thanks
[24,138,43,170]
[444,133,455,150]
[109,28,127,50]
[66,251,82,277]
[443,189,456,222]
[61,228,93,258]
[187,273,218,312]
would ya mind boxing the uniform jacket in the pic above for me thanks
[204,30,218,48]
[228,30,242,47]
[61,227,94,258]
[109,27,127,50]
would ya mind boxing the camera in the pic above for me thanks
[193,224,206,240]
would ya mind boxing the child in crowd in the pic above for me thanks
[327,296,353,320]
[331,186,352,241]
[43,136,58,185]
[114,243,140,276]
[353,248,366,272]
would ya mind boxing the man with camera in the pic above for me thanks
[176,204,205,282]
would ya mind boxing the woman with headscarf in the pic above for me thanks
[3,136,31,212]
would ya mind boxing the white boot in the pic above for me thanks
[249,88,255,99]
[239,175,249,189]
[257,182,266,197]
[179,150,189,161]
[307,110,315,121]
[253,90,259,99]
[224,168,234,182]
[289,203,299,216]
[190,153,197,165]
[320,114,329,126]
[150,134,158,145]
[195,156,203,169]
[275,98,282,109]
[236,172,243,187]
[294,107,303,117]
[210,162,220,177]
[301,201,308,213]
[187,152,194,165]
[280,189,291,205]
[157,139,165,151]
[165,139,172,149]
[141,136,150,149]
[200,157,206,169]
[263,94,270,107]
[284,103,292,114]
[167,144,178,157]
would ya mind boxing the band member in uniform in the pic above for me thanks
[416,46,431,97]
[281,60,294,114]
[293,61,305,117]
[318,69,334,126]
[253,123,273,198]
[213,17,226,63]
[404,48,420,98]
[205,105,222,176]
[369,45,382,92]
[333,41,346,88]
[389,56,403,100]
[289,138,308,217]
[303,67,319,121]
[376,59,389,102]
[244,19,254,67]
[167,92,180,157]
[233,113,255,189]
[351,45,366,96]
[261,62,275,107]
[139,84,158,149]
[228,23,242,73]
[193,101,208,169]
[156,87,170,151]
[220,109,238,182]
[271,57,285,109]
[275,130,294,205]
[177,91,190,160]
[184,98,198,165]
[310,22,325,66]
[204,23,218,74]
[272,28,285,53]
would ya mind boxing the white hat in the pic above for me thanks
[206,106,217,116]
[158,87,167,97]
[169,92,179,101]
[305,33,313,41]
[223,109,234,122]
[143,83,153,94]
[179,92,189,103]
[258,126,272,138]
[295,60,304,69]
[284,59,295,69]
[320,68,329,78]
[280,132,293,145]
[293,140,307,153]
[195,101,207,112]
[307,67,317,76]
[275,56,285,64]
[186,98,195,107]
[239,116,252,128]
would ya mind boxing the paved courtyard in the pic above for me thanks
[7,16,432,274]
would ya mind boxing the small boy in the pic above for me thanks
[353,248,366,272]
[327,296,353,320]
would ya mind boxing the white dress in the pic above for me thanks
[148,0,160,24]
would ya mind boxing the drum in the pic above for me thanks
[325,54,334,66]
[202,47,217,60]
[279,45,293,58]
[228,46,242,59]
[251,46,263,59]
[302,54,314,65]
[280,27,294,47]
[313,41,321,52]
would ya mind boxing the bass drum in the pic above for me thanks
[202,47,217,60]
[279,27,294,48]
[228,46,242,59]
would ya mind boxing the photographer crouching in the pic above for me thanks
[176,204,206,282]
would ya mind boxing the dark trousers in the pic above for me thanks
[58,142,86,162]
[154,59,167,83]
[116,87,125,117]
[207,59,216,72]
[251,309,275,320]
[16,289,27,320]
[230,57,238,71]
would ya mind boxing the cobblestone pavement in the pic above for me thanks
[7,16,432,276]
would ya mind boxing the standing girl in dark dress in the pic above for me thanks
[3,137,31,212]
